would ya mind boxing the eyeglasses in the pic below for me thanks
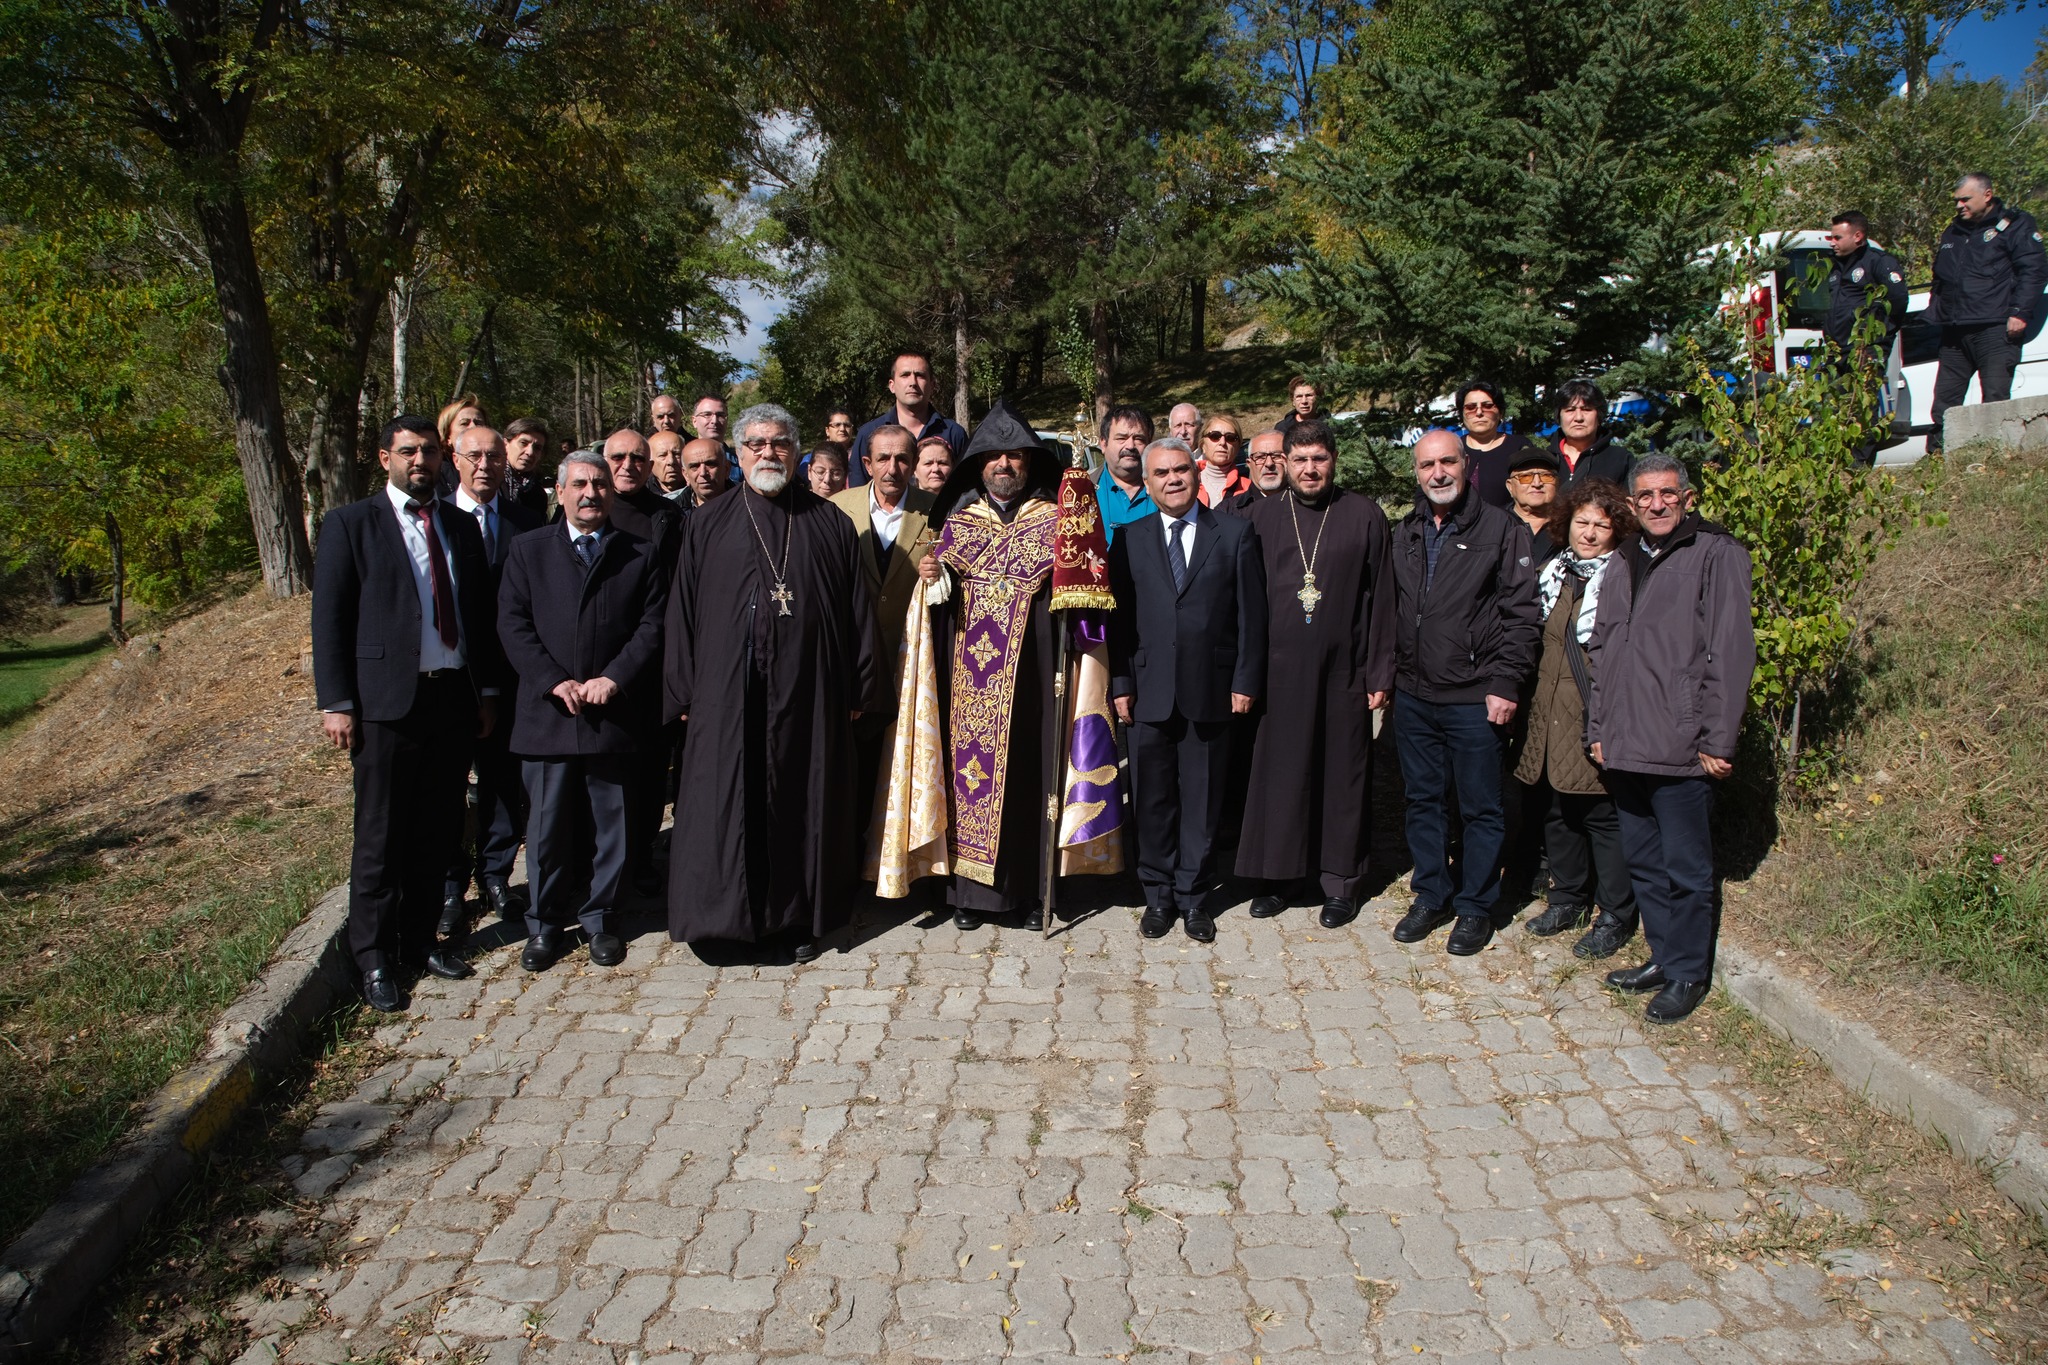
[741,437,797,454]
[389,443,437,459]
[1632,488,1686,506]
[1202,430,1239,442]
[1248,450,1285,462]
[1508,470,1557,485]
[452,449,506,464]
[1461,400,1499,413]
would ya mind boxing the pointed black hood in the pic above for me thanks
[930,397,1065,526]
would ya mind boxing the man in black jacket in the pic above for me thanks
[1823,212,1912,466]
[1109,437,1268,943]
[1388,430,1542,956]
[1930,173,2048,451]
[443,425,545,937]
[498,453,668,972]
[314,416,506,1012]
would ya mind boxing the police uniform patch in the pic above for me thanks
[1889,271,1903,282]
[1852,266,1865,282]
[1998,218,2010,231]
[1986,228,1998,242]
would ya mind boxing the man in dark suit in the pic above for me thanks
[1109,436,1268,943]
[498,452,668,971]
[314,416,506,1013]
[443,425,546,936]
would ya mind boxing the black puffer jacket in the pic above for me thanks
[1931,200,2048,329]
[1391,488,1542,704]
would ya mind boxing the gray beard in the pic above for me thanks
[749,466,789,496]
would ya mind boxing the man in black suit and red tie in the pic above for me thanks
[314,416,506,1013]
[1108,436,1268,944]
[443,424,546,937]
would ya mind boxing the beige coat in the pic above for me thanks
[830,485,937,657]
[1514,574,1607,796]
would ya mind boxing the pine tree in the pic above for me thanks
[1267,0,1801,426]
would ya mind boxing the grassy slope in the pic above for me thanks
[1728,444,2048,1108]
[0,589,350,1247]
[0,605,113,730]
[1008,341,1322,434]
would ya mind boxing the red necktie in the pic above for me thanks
[412,501,460,651]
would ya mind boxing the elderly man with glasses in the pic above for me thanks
[1586,455,1756,1024]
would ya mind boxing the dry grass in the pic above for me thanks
[1722,444,2048,1126]
[0,582,352,1246]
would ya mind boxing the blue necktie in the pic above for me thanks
[575,533,597,568]
[1168,518,1188,591]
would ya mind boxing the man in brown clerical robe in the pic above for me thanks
[1234,419,1396,927]
[664,403,881,961]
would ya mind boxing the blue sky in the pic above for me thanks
[1943,7,2044,84]
[713,10,2048,373]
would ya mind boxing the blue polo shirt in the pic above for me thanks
[1095,468,1154,545]
[849,408,968,486]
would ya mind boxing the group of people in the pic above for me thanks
[312,347,1755,1030]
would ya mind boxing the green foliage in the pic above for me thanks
[1266,0,1801,424]
[1686,246,1916,746]
[0,215,246,608]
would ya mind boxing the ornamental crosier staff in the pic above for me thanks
[662,403,882,963]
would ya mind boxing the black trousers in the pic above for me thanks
[1544,790,1637,921]
[623,743,669,883]
[1931,322,2020,447]
[522,754,631,938]
[1129,710,1232,914]
[348,674,477,974]
[446,725,527,899]
[1609,771,1717,983]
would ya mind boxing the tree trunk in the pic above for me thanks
[103,511,127,644]
[192,189,314,597]
[390,276,412,416]
[1030,322,1047,391]
[953,289,972,425]
[1190,277,1206,354]
[1090,300,1115,422]
[573,358,585,444]
[449,302,495,406]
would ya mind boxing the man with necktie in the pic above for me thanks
[444,424,545,936]
[1108,436,1267,942]
[313,416,506,1013]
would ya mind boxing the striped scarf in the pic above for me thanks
[1537,549,1613,645]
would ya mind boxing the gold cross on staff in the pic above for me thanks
[769,580,794,616]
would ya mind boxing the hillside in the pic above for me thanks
[0,585,351,1246]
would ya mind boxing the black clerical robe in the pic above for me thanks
[1233,488,1397,900]
[664,482,881,942]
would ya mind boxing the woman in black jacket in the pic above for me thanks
[1552,379,1633,488]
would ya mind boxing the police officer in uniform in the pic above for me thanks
[1929,172,2048,451]
[1822,211,1910,465]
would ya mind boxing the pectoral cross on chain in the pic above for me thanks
[1297,570,1323,623]
[769,580,794,617]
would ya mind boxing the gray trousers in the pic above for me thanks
[522,754,631,938]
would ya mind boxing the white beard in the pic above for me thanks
[749,464,788,495]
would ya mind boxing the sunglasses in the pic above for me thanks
[1509,469,1557,485]
[1203,430,1239,441]
[1462,400,1499,413]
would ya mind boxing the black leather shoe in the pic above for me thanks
[1573,912,1636,960]
[1446,915,1493,956]
[482,880,516,921]
[1021,904,1046,932]
[1605,960,1667,993]
[951,909,980,932]
[1140,906,1175,939]
[1247,894,1286,919]
[437,894,466,939]
[588,933,626,967]
[423,949,474,981]
[522,932,562,973]
[1645,978,1710,1023]
[362,969,402,1013]
[1183,912,1216,943]
[790,939,820,964]
[1525,902,1591,937]
[1392,902,1455,943]
[1318,898,1358,929]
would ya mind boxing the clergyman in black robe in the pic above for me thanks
[664,404,880,957]
[1234,421,1396,925]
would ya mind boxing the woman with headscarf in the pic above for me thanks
[1513,478,1640,960]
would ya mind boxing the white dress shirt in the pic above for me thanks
[453,486,502,563]
[1159,508,1198,566]
[385,481,467,673]
[869,485,907,550]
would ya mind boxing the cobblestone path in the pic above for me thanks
[267,894,1996,1365]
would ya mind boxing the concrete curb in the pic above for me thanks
[1717,943,2048,1220]
[0,884,354,1361]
